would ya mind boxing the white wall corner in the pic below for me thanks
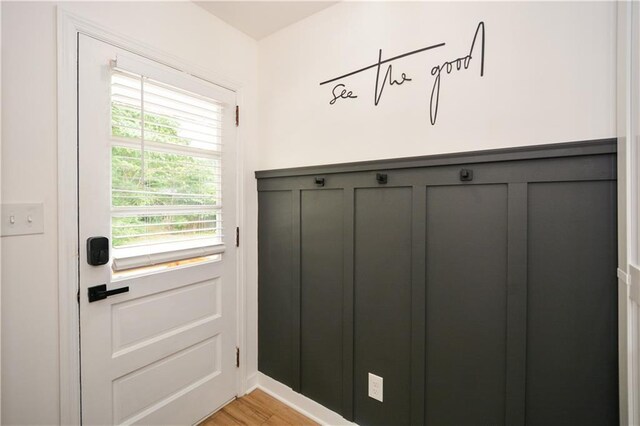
[244,372,259,394]
[256,373,356,426]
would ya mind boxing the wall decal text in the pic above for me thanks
[330,84,358,105]
[320,22,486,125]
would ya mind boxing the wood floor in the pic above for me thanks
[200,389,319,426]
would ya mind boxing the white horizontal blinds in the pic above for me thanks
[110,68,224,271]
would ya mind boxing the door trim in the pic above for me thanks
[57,8,248,424]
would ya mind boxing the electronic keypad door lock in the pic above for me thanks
[87,236,109,266]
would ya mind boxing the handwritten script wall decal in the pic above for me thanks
[319,22,486,125]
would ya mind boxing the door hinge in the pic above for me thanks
[236,227,240,247]
[236,347,240,368]
[235,105,239,127]
[77,289,80,304]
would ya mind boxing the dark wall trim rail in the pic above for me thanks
[255,138,616,179]
[256,138,619,426]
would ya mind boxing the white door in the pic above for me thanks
[78,35,238,425]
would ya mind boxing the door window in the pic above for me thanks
[110,68,225,271]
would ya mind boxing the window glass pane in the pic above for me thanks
[111,148,220,208]
[112,147,143,197]
[143,151,220,207]
[112,212,222,248]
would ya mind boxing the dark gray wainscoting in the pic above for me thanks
[256,139,618,426]
[301,189,345,413]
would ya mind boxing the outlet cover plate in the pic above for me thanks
[368,372,383,402]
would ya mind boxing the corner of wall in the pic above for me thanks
[256,373,355,426]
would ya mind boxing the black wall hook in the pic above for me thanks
[376,173,388,184]
[460,169,473,181]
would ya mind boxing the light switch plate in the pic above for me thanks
[1,203,44,237]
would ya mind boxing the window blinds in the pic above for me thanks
[110,68,225,271]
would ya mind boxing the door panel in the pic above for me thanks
[113,337,220,424]
[111,278,220,354]
[78,35,237,425]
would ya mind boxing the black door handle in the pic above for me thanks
[88,284,129,303]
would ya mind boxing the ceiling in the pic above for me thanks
[195,1,338,40]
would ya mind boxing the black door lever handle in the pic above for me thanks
[88,284,129,303]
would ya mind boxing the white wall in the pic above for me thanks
[2,4,59,423]
[257,1,616,170]
[1,2,259,424]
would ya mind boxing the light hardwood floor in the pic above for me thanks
[200,389,319,426]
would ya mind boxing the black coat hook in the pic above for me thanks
[460,169,473,181]
[376,173,388,184]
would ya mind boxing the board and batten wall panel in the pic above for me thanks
[353,187,413,426]
[256,140,618,425]
[258,191,294,387]
[425,185,508,426]
[526,181,618,425]
[300,189,344,413]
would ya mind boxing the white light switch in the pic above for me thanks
[1,203,44,237]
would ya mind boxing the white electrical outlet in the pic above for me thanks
[368,372,383,402]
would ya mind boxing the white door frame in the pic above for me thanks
[56,8,248,425]
[618,2,640,425]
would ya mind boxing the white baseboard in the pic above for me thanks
[244,372,259,394]
[255,372,356,426]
